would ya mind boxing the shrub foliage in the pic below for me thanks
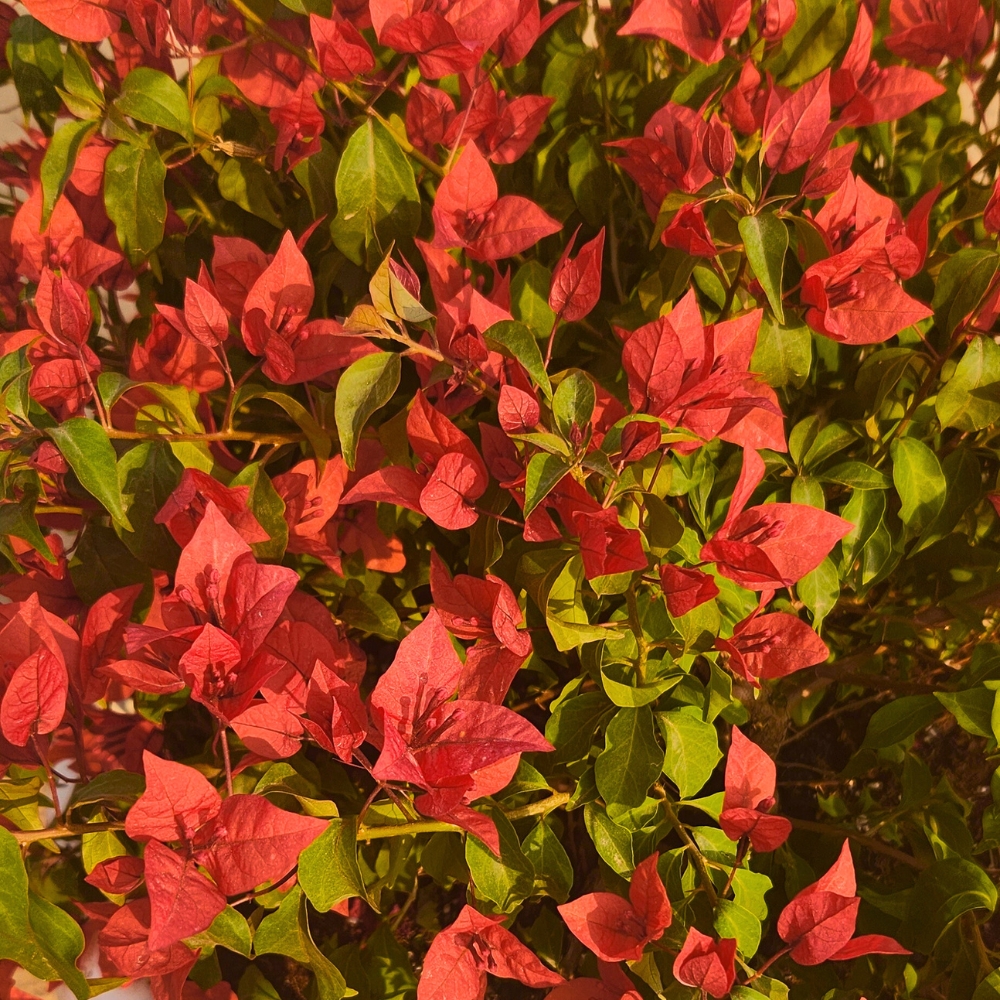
[1,0,1000,997]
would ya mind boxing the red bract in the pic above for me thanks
[118,502,298,721]
[431,143,561,260]
[762,70,832,175]
[716,610,829,685]
[885,0,991,66]
[777,841,910,965]
[606,103,711,218]
[369,0,517,78]
[20,0,121,41]
[86,855,146,896]
[673,928,737,998]
[558,852,672,962]
[832,7,944,127]
[719,727,791,850]
[157,276,229,349]
[660,563,719,617]
[241,230,377,382]
[343,390,490,530]
[430,548,532,702]
[620,292,786,452]
[442,76,554,165]
[130,313,226,395]
[369,609,552,852]
[701,449,852,589]
[125,751,327,948]
[417,905,563,1000]
[12,189,122,286]
[547,962,643,1000]
[549,227,605,322]
[155,468,269,547]
[619,0,751,64]
[800,223,934,344]
[0,646,67,747]
[309,12,375,81]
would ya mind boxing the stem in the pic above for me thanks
[544,308,565,368]
[625,584,649,684]
[788,817,927,870]
[357,790,571,841]
[745,946,791,983]
[105,429,307,444]
[661,796,718,906]
[32,735,62,824]
[718,256,747,322]
[12,821,126,845]
[220,726,234,797]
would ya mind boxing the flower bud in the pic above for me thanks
[759,0,797,40]
[703,114,736,177]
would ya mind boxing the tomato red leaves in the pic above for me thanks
[432,143,561,260]
[778,842,910,964]
[719,727,791,850]
[558,853,671,961]
[417,905,563,1000]
[673,928,737,998]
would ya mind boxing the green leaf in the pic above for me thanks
[293,137,338,218]
[255,885,311,963]
[861,694,941,749]
[936,336,1000,431]
[797,556,839,631]
[819,462,891,490]
[298,818,366,913]
[48,418,132,530]
[915,448,981,552]
[523,453,571,517]
[658,708,722,799]
[230,461,288,561]
[522,819,574,902]
[40,119,98,228]
[771,0,848,84]
[465,808,535,912]
[595,706,664,810]
[0,496,55,563]
[484,320,552,398]
[335,352,400,470]
[104,137,167,264]
[186,906,252,957]
[739,213,788,323]
[891,437,946,533]
[935,688,993,739]
[116,67,193,140]
[584,802,635,873]
[116,442,182,569]
[750,314,811,388]
[218,159,284,228]
[552,370,596,439]
[715,899,761,957]
[233,385,331,463]
[9,18,63,134]
[932,249,1000,334]
[545,689,613,763]
[28,893,89,1000]
[338,592,401,641]
[601,663,683,708]
[903,857,997,953]
[0,828,87,998]
[511,261,557,339]
[331,118,421,269]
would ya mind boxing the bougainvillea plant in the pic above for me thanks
[3,0,1000,995]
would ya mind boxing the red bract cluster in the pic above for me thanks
[1,0,998,996]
